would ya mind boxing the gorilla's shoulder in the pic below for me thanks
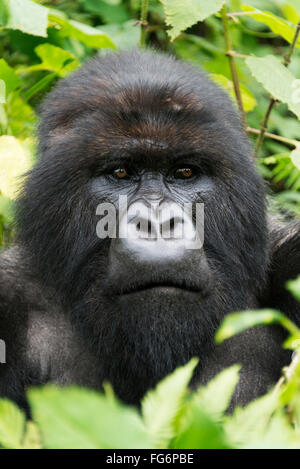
[0,247,50,312]
[262,219,300,321]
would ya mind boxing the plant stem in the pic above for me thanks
[247,127,298,148]
[255,22,300,156]
[221,5,246,127]
[139,0,149,48]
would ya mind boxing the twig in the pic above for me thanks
[273,349,300,395]
[247,127,299,148]
[255,22,300,156]
[221,5,246,127]
[139,0,149,48]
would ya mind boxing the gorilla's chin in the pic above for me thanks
[75,282,240,404]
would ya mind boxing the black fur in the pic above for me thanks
[0,50,298,408]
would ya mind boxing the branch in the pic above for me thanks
[139,0,149,48]
[221,5,246,127]
[255,22,300,156]
[247,127,299,148]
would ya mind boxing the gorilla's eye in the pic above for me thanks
[113,168,128,179]
[174,168,194,179]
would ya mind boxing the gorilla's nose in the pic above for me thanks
[114,199,200,262]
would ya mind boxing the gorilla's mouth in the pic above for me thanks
[119,280,202,295]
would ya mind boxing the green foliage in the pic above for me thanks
[246,55,300,119]
[1,0,300,449]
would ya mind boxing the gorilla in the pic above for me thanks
[0,49,299,411]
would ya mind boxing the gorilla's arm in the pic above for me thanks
[262,221,300,324]
[0,248,100,410]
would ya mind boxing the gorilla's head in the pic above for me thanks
[17,50,267,403]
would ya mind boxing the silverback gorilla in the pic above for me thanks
[0,49,299,411]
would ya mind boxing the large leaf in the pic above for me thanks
[246,55,300,120]
[281,1,300,24]
[0,399,25,449]
[0,79,5,104]
[98,20,140,50]
[28,385,152,449]
[0,135,33,199]
[192,365,241,419]
[141,358,198,448]
[286,275,300,303]
[216,309,287,344]
[224,393,278,447]
[49,13,116,50]
[81,0,130,24]
[0,58,21,96]
[160,0,225,41]
[242,5,300,47]
[173,404,231,449]
[21,44,79,77]
[211,73,257,112]
[0,0,48,37]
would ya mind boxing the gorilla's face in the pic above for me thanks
[17,51,267,403]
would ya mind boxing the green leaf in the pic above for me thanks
[82,0,130,24]
[290,148,300,171]
[0,135,33,199]
[286,275,300,303]
[98,20,140,50]
[224,392,278,447]
[211,73,257,112]
[246,55,300,120]
[28,44,79,77]
[242,5,300,46]
[173,404,231,449]
[0,79,5,104]
[22,421,42,449]
[216,309,286,343]
[49,14,116,50]
[0,0,48,37]
[281,2,300,25]
[141,358,198,448]
[192,365,241,419]
[28,385,152,449]
[0,399,25,449]
[160,0,225,41]
[0,58,21,96]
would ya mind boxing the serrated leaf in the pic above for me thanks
[173,403,231,449]
[246,55,300,120]
[224,392,278,447]
[160,0,225,41]
[28,385,151,449]
[141,358,198,448]
[192,365,241,419]
[242,5,300,46]
[0,399,25,449]
[0,0,48,37]
[242,410,300,449]
[216,309,286,343]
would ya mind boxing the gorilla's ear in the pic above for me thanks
[263,222,300,323]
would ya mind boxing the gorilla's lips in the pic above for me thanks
[106,274,210,297]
